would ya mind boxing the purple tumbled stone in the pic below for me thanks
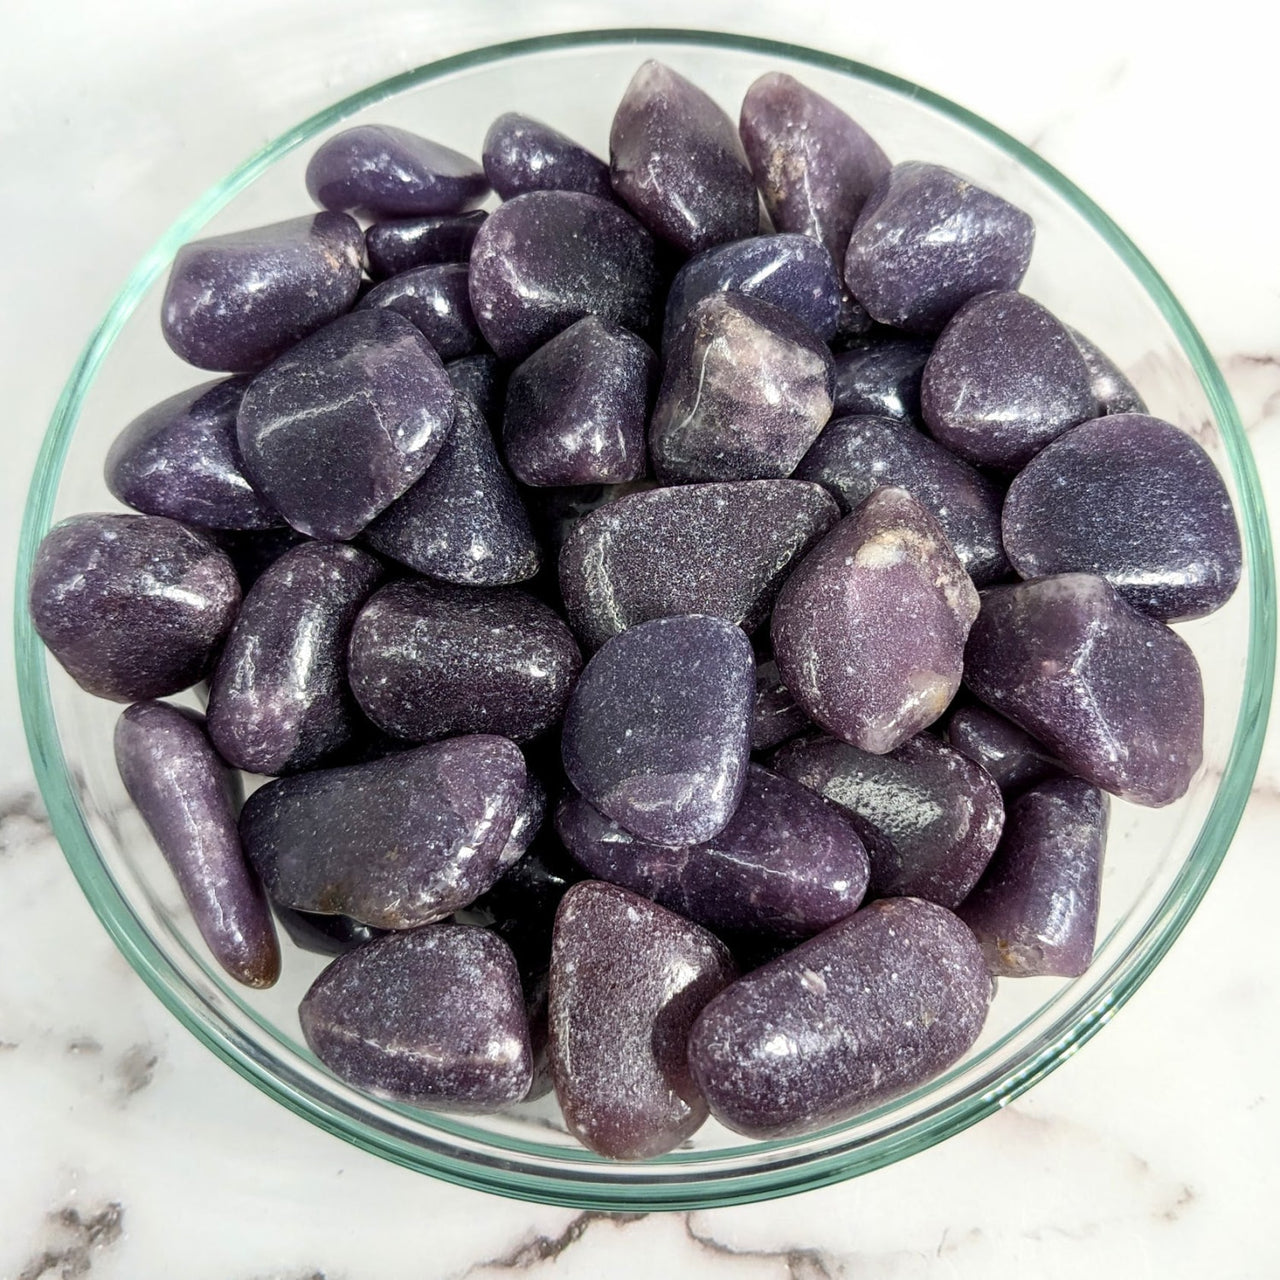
[356,263,481,361]
[161,213,362,373]
[751,657,811,752]
[300,925,531,1109]
[964,573,1204,806]
[944,700,1061,796]
[844,163,1034,335]
[115,701,279,987]
[1068,327,1148,416]
[446,354,504,428]
[688,897,991,1138]
[274,906,387,957]
[206,542,383,775]
[771,487,980,754]
[482,113,614,202]
[364,210,486,280]
[831,334,932,421]
[30,514,240,702]
[561,615,754,845]
[497,771,549,871]
[549,881,737,1158]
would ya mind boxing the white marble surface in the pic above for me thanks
[2,1,1278,1275]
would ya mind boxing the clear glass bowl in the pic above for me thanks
[14,29,1276,1209]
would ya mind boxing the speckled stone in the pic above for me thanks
[206,542,383,775]
[161,213,363,373]
[844,163,1034,334]
[241,736,526,927]
[496,770,549,871]
[964,573,1204,806]
[771,487,980,754]
[356,263,481,361]
[483,113,614,202]
[364,211,487,280]
[751,657,811,752]
[469,190,661,360]
[558,479,839,650]
[446,354,504,427]
[273,907,388,957]
[921,291,1095,469]
[115,701,279,987]
[300,924,532,1109]
[1002,414,1242,620]
[561,614,755,845]
[689,897,991,1138]
[549,881,737,1158]
[502,316,655,487]
[650,293,835,484]
[831,334,933,421]
[30,513,240,702]
[1068,327,1148,416]
[944,701,1061,796]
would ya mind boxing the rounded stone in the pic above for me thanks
[944,700,1062,796]
[356,263,482,361]
[482,112,614,202]
[1068,327,1147,416]
[364,211,487,280]
[830,334,933,421]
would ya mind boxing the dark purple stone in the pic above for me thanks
[446,354,504,427]
[1068,327,1148,416]
[161,213,362,373]
[211,526,309,592]
[964,573,1204,806]
[356,263,481,361]
[364,211,486,280]
[482,113,614,202]
[944,701,1061,796]
[831,334,933,421]
[751,657,811,752]
[471,840,584,959]
[526,480,659,558]
[274,906,388,957]
[30,514,240,702]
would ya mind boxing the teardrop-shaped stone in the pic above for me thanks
[751,656,811,752]
[1068,327,1147,416]
[944,700,1061,796]
[364,210,487,280]
[356,263,481,361]
[482,113,614,202]
[831,334,932,421]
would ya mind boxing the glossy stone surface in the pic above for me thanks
[751,657,811,752]
[831,334,933,421]
[446,353,504,427]
[773,731,1004,906]
[206,542,383,775]
[549,881,737,1158]
[771,488,980,754]
[115,701,279,987]
[609,60,757,255]
[945,701,1061,796]
[347,579,582,744]
[364,211,486,280]
[356,263,481,361]
[561,614,755,845]
[844,163,1034,334]
[469,190,661,360]
[497,770,548,871]
[964,573,1204,806]
[240,736,526,927]
[794,414,1010,584]
[305,125,489,217]
[471,840,583,956]
[236,309,455,540]
[273,907,387,958]
[364,395,540,585]
[558,479,839,650]
[1002,414,1242,620]
[30,514,240,701]
[689,897,991,1138]
[161,214,362,373]
[649,293,835,484]
[1068,327,1147,416]
[921,291,1095,469]
[300,925,531,1110]
[502,316,655,487]
[482,113,614,202]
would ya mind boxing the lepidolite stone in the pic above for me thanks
[964,573,1204,806]
[240,736,526,928]
[831,335,933,421]
[356,263,481,361]
[772,731,1004,907]
[236,309,455,540]
[161,213,363,373]
[528,480,659,557]
[206,542,383,775]
[751,657,811,752]
[561,614,754,845]
[482,113,614,202]
[549,881,737,1158]
[688,897,991,1138]
[771,487,980,754]
[364,210,487,279]
[1068,327,1147,416]
[944,701,1061,796]
[446,354,504,427]
[649,293,835,484]
[30,514,240,702]
[115,701,279,988]
[274,907,387,958]
[300,925,531,1110]
[496,771,549,871]
[212,526,309,592]
[1002,414,1242,620]
[558,480,839,650]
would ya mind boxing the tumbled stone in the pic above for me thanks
[301,925,531,1109]
[844,163,1034,334]
[115,701,279,987]
[772,487,979,754]
[502,316,655,487]
[364,395,540,584]
[1068,327,1147,416]
[206,542,383,775]
[689,897,990,1138]
[471,840,584,959]
[356,263,481,361]
[30,514,240,701]
[561,614,754,844]
[609,60,757,255]
[364,211,486,280]
[921,291,1095,469]
[549,881,737,1158]
[497,770,549,871]
[241,736,526,927]
[1002,414,1242,620]
[559,479,839,650]
[831,334,932,420]
[212,526,309,592]
[649,293,835,484]
[751,657,811,752]
[773,731,1003,906]
[944,701,1061,796]
[469,190,661,360]
[274,907,387,957]
[964,573,1204,806]
[447,353,504,427]
[526,481,659,557]
[483,112,614,202]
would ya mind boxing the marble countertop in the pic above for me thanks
[2,2,1277,1275]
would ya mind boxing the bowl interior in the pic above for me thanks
[15,30,1275,1209]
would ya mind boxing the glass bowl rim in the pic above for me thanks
[13,26,1276,1210]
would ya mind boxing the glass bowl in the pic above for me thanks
[14,28,1276,1210]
